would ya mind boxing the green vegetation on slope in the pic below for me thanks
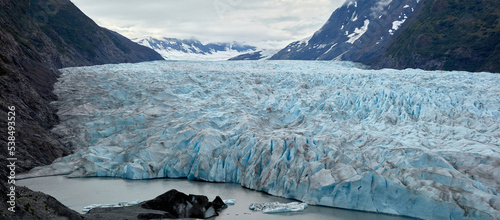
[387,0,500,72]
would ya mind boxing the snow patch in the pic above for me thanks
[322,43,338,57]
[137,39,152,49]
[352,15,358,22]
[389,14,408,35]
[346,19,370,44]
[315,44,328,49]
[299,36,312,46]
[351,12,358,22]
[392,17,406,30]
[258,49,281,60]
[347,1,357,8]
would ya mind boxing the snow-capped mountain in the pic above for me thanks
[271,0,500,73]
[271,0,420,62]
[133,37,257,61]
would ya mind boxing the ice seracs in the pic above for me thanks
[21,61,500,220]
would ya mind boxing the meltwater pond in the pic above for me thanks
[17,176,411,220]
[21,61,500,219]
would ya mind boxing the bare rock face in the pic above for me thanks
[0,164,83,219]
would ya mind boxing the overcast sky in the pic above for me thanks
[71,0,346,49]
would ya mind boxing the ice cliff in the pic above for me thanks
[22,61,500,219]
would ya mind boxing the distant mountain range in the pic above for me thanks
[269,0,500,73]
[133,37,257,60]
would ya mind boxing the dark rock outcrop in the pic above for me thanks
[0,0,162,219]
[85,190,227,219]
[0,182,84,220]
[141,189,225,219]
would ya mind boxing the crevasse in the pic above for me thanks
[22,61,500,219]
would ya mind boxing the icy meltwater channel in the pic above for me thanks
[22,61,500,219]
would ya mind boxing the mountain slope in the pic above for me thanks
[0,0,163,174]
[375,0,500,72]
[0,0,162,218]
[24,0,163,67]
[271,0,421,62]
[134,36,256,60]
[272,0,500,73]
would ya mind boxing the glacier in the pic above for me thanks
[21,60,500,219]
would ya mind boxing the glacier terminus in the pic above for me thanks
[21,61,500,219]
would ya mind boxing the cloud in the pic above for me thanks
[71,0,345,49]
[371,0,393,17]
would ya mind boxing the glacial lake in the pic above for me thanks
[17,176,411,220]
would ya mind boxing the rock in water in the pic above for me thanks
[141,189,226,219]
[213,196,228,210]
[84,190,226,219]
